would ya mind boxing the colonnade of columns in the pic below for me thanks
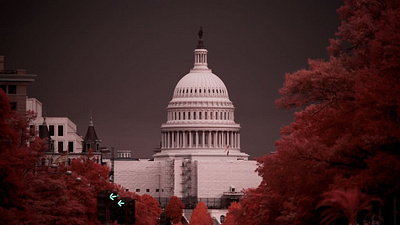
[161,130,240,149]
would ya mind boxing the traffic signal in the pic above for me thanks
[127,199,135,224]
[97,190,109,223]
[116,203,125,224]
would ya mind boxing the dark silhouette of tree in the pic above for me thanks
[165,196,185,224]
[318,189,382,225]
[230,0,400,224]
[190,201,213,225]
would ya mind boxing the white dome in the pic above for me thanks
[173,71,229,99]
[155,36,248,161]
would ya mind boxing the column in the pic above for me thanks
[208,131,212,148]
[196,131,199,148]
[238,132,241,149]
[222,131,225,147]
[202,131,205,148]
[230,131,233,148]
[167,132,170,148]
[177,131,180,148]
[189,131,192,148]
[183,131,186,148]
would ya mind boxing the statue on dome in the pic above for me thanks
[198,27,203,40]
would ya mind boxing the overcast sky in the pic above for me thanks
[0,0,343,159]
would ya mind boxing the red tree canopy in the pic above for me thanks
[190,201,213,225]
[0,90,162,224]
[165,196,184,224]
[234,0,400,224]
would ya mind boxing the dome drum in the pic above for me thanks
[160,129,241,150]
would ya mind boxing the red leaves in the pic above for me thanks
[165,196,185,224]
[0,92,162,224]
[190,201,213,225]
[231,0,400,224]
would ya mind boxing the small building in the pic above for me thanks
[0,56,36,115]
[27,98,84,153]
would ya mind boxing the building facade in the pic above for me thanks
[27,98,84,153]
[0,56,36,115]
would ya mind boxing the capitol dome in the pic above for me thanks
[172,72,229,100]
[154,30,249,161]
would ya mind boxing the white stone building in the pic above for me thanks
[114,32,261,223]
[27,98,84,153]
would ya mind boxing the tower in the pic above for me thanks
[82,116,101,152]
[154,28,248,161]
[38,117,55,152]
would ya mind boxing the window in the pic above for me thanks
[58,141,63,152]
[96,144,99,151]
[49,125,54,136]
[68,142,73,152]
[58,125,63,136]
[156,189,159,192]
[86,144,91,150]
[146,189,150,192]
[136,189,140,192]
[10,102,16,110]
[8,85,16,94]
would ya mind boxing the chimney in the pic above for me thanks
[0,56,4,71]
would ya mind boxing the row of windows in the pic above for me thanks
[175,87,227,95]
[134,188,164,193]
[168,110,233,121]
[169,101,231,107]
[43,141,74,153]
[0,85,16,94]
[32,124,64,136]
[58,141,74,152]
[117,153,131,158]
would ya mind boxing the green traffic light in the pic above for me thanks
[109,193,118,201]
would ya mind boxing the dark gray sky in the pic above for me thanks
[0,0,343,159]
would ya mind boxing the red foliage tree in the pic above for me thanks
[190,201,213,225]
[222,201,243,225]
[165,196,184,224]
[233,0,400,224]
[0,90,162,224]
